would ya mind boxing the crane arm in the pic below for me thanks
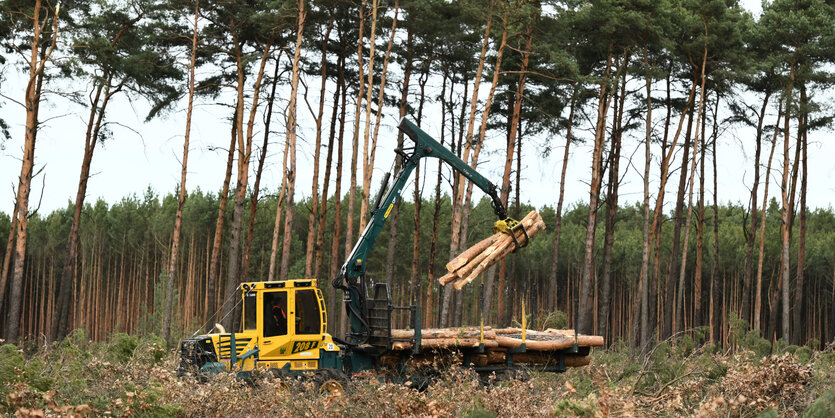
[334,117,516,347]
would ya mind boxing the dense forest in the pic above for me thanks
[1,0,834,356]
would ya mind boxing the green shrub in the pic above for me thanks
[553,399,595,417]
[536,310,568,330]
[0,344,24,384]
[804,389,835,418]
[757,409,779,418]
[795,346,812,363]
[108,333,139,364]
[460,400,496,418]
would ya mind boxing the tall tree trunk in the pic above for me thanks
[792,86,808,345]
[304,15,334,278]
[205,110,237,326]
[358,0,381,232]
[378,0,404,288]
[7,0,58,343]
[677,46,708,336]
[743,92,771,323]
[494,14,534,328]
[650,71,697,345]
[710,95,721,344]
[162,1,199,344]
[695,92,706,330]
[577,42,615,335]
[280,1,306,281]
[780,62,796,342]
[224,34,274,329]
[600,56,627,343]
[637,42,652,350]
[0,204,18,314]
[755,100,782,332]
[315,45,343,281]
[330,54,347,337]
[664,97,695,339]
[242,56,280,282]
[550,88,577,315]
[479,9,510,325]
[344,0,368,309]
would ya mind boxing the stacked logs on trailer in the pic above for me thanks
[439,210,546,290]
[383,327,603,369]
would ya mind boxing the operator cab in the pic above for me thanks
[179,279,341,376]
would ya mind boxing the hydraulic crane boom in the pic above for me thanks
[333,117,516,349]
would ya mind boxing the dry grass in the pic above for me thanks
[2,332,833,417]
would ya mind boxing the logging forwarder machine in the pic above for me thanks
[178,118,586,387]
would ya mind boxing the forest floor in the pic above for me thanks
[1,329,834,417]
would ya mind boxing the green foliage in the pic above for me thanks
[728,312,772,357]
[804,389,835,418]
[107,333,139,364]
[536,310,568,330]
[460,400,497,418]
[553,399,595,417]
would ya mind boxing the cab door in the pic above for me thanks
[259,290,291,359]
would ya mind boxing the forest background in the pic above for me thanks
[0,0,834,357]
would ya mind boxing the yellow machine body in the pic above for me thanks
[205,279,340,373]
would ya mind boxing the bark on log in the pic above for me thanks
[446,235,497,272]
[391,327,495,340]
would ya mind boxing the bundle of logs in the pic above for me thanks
[439,210,546,290]
[383,327,603,369]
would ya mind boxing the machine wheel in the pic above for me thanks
[314,369,349,396]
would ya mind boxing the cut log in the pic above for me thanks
[438,271,458,286]
[453,213,546,289]
[446,235,497,272]
[496,335,576,351]
[391,327,495,340]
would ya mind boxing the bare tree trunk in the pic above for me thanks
[267,132,289,282]
[330,57,348,337]
[649,71,697,346]
[577,42,615,335]
[478,9,510,325]
[344,1,368,312]
[224,34,274,329]
[792,86,808,345]
[664,99,695,339]
[711,95,721,344]
[315,44,343,281]
[695,92,706,330]
[600,57,627,343]
[743,92,771,323]
[0,204,18,313]
[549,88,576,315]
[636,43,652,350]
[677,45,708,336]
[304,15,334,278]
[780,62,796,342]
[162,1,199,344]
[242,56,280,282]
[7,0,58,343]
[205,110,237,325]
[385,21,410,290]
[755,100,782,332]
[280,1,306,281]
[358,0,380,232]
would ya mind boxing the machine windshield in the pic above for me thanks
[295,289,321,335]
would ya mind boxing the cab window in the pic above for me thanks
[295,289,321,335]
[263,291,288,337]
[243,292,257,330]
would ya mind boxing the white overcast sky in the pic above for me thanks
[0,0,832,217]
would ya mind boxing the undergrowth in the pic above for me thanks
[1,329,833,417]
